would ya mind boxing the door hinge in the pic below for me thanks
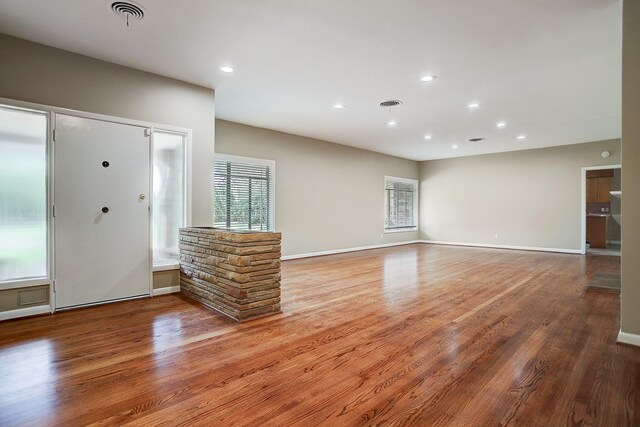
[52,129,56,142]
[144,128,151,137]
[52,280,56,292]
[52,205,56,217]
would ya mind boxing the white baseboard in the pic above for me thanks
[153,285,181,296]
[0,305,52,322]
[617,331,640,347]
[282,240,422,260]
[420,240,582,254]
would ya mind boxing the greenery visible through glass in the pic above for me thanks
[0,107,48,282]
[152,131,185,266]
[385,179,416,230]
[214,160,272,231]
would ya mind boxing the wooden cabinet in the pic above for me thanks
[596,178,610,202]
[586,216,607,248]
[586,177,611,203]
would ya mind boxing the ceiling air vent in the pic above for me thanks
[110,1,145,26]
[380,100,403,108]
[468,138,485,143]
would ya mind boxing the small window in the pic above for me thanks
[152,130,186,266]
[0,106,48,282]
[214,154,274,231]
[384,176,418,232]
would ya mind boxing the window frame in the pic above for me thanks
[214,153,276,231]
[151,129,192,270]
[0,103,51,289]
[384,176,419,233]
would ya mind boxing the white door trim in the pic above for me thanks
[580,164,621,255]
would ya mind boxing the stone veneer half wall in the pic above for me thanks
[179,227,282,322]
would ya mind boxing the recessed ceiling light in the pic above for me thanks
[220,66,234,73]
[517,135,526,140]
[452,144,459,149]
[424,135,432,140]
[420,75,436,82]
[333,104,345,109]
[387,120,397,126]
[496,122,507,128]
[468,103,481,109]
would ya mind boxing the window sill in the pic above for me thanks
[384,228,418,234]
[153,263,180,272]
[0,277,51,291]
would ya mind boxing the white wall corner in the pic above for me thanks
[617,330,640,347]
[153,285,181,296]
[0,305,52,322]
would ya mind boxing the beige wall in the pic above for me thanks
[0,286,49,312]
[215,119,420,256]
[0,34,215,308]
[419,139,621,251]
[621,1,640,336]
[0,34,215,226]
[153,270,180,289]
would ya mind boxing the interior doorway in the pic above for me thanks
[581,165,622,257]
[54,114,152,309]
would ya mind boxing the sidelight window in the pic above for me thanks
[152,131,187,266]
[0,106,48,282]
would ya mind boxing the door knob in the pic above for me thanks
[102,207,109,213]
[139,194,146,200]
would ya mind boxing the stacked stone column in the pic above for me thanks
[179,227,282,322]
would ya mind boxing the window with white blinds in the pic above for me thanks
[384,176,418,231]
[214,155,274,231]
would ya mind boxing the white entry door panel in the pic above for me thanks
[54,114,151,309]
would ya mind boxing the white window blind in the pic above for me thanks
[214,156,274,231]
[385,177,418,231]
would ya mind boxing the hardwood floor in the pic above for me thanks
[0,244,638,426]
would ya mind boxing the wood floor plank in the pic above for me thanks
[0,244,638,426]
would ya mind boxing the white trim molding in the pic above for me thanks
[421,240,582,254]
[0,278,51,291]
[617,331,640,347]
[153,285,181,296]
[153,264,180,272]
[282,240,422,260]
[0,305,52,322]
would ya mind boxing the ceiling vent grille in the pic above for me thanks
[111,1,145,25]
[380,100,403,108]
[468,138,485,143]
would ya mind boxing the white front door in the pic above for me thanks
[54,114,151,309]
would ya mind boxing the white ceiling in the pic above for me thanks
[0,0,622,161]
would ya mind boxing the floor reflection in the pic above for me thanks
[0,339,57,425]
[152,315,183,368]
[383,248,419,305]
